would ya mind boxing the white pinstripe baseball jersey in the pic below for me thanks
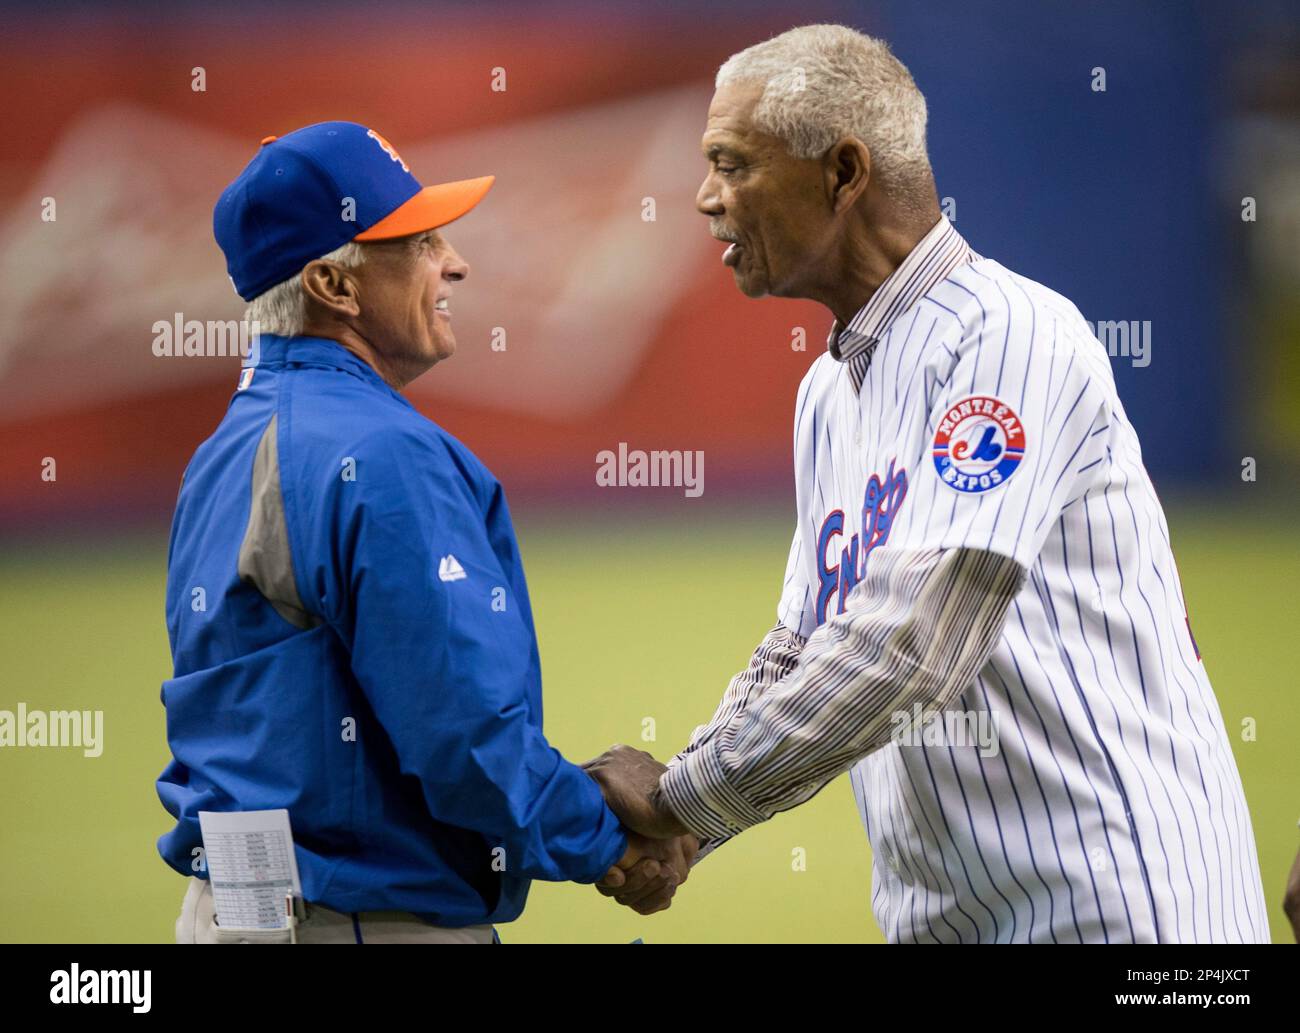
[661,214,1269,943]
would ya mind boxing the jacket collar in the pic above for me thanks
[251,334,402,395]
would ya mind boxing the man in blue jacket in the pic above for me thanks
[160,122,694,943]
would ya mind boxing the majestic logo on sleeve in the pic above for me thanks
[932,395,1025,494]
[815,459,908,626]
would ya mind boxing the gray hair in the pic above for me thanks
[244,241,367,337]
[716,24,933,206]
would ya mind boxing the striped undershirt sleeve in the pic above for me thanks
[659,546,1025,842]
[667,622,808,860]
[676,622,809,760]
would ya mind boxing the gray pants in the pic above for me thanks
[174,876,495,943]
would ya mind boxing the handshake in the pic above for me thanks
[584,744,700,916]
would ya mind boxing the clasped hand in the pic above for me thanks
[585,745,699,915]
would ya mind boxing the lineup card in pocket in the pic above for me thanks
[198,809,303,929]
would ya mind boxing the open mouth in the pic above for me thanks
[434,298,451,317]
[712,228,743,268]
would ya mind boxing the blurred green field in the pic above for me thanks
[0,505,1295,943]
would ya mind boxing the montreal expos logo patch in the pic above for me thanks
[932,395,1025,494]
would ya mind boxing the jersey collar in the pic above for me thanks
[826,214,976,365]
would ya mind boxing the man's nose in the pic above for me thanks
[442,243,469,282]
[696,173,723,217]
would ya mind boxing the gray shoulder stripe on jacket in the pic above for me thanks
[238,414,321,630]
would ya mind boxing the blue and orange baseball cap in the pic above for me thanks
[214,121,494,301]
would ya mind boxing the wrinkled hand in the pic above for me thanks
[583,744,691,839]
[586,745,698,915]
[597,831,700,915]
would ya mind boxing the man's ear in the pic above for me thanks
[301,260,361,318]
[824,137,871,214]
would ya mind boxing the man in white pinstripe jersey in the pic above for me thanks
[583,24,1271,942]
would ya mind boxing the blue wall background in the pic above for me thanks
[863,0,1227,481]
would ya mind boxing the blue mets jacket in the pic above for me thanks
[156,334,627,926]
